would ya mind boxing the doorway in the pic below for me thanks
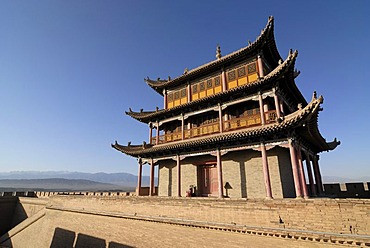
[198,164,218,196]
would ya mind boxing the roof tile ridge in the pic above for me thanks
[146,17,274,92]
[183,16,274,76]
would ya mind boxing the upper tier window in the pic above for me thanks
[226,60,259,90]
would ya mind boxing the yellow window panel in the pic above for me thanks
[214,86,222,93]
[168,102,174,108]
[248,73,258,83]
[247,119,255,126]
[240,119,247,127]
[192,94,199,101]
[214,124,219,132]
[228,80,237,89]
[206,89,213,96]
[199,91,206,98]
[174,99,180,107]
[238,77,247,86]
[180,97,187,104]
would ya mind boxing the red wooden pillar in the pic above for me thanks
[258,92,266,125]
[163,89,167,109]
[280,102,285,116]
[257,54,264,77]
[221,69,227,92]
[149,158,155,196]
[156,122,159,145]
[261,143,273,199]
[216,149,224,198]
[187,83,191,103]
[288,139,303,198]
[297,148,309,198]
[148,123,153,145]
[218,104,223,133]
[176,155,181,197]
[305,152,316,196]
[137,159,143,196]
[312,155,324,195]
[273,88,282,119]
[181,114,185,140]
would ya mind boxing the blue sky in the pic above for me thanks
[0,1,369,178]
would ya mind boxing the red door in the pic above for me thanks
[199,165,218,196]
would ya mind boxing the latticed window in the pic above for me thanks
[192,84,198,93]
[168,93,173,102]
[247,63,257,73]
[181,89,186,97]
[237,67,246,77]
[206,79,213,89]
[199,82,205,91]
[228,70,236,81]
[214,76,221,86]
[174,91,179,100]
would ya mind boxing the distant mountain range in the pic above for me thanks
[0,178,132,191]
[322,176,370,183]
[0,171,157,191]
[0,171,368,192]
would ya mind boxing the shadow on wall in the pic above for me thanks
[0,197,28,237]
[0,197,17,237]
[50,227,134,248]
[11,199,28,228]
[0,232,13,248]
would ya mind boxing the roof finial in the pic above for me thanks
[312,91,317,100]
[248,40,251,45]
[216,44,222,60]
[183,68,188,74]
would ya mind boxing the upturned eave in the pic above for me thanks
[126,50,297,124]
[145,16,281,95]
[113,94,338,158]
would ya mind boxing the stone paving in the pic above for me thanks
[109,218,355,248]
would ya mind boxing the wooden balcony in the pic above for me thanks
[152,110,277,145]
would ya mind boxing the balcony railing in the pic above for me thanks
[151,110,277,145]
[224,114,261,131]
[185,122,219,139]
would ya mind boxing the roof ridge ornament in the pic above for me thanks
[216,44,222,60]
[312,91,317,100]
[294,69,301,78]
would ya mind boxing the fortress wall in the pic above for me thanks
[0,197,17,236]
[11,197,48,227]
[48,196,370,236]
[1,196,369,247]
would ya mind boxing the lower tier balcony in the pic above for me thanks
[152,110,277,145]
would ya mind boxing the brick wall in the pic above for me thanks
[47,196,370,236]
[2,196,369,247]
